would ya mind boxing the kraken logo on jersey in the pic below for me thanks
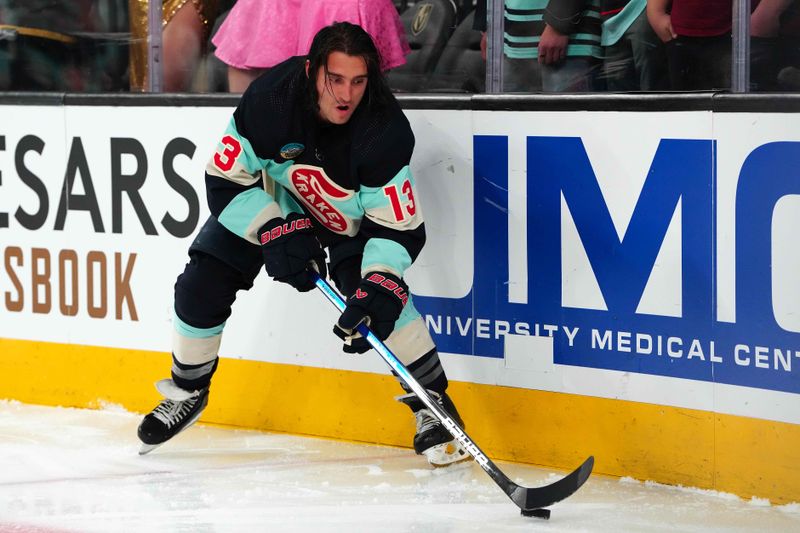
[288,164,356,235]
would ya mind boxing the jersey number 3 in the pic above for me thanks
[214,135,242,172]
[384,179,417,222]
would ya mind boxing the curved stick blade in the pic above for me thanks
[511,456,594,512]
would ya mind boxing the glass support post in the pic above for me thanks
[147,0,163,92]
[732,0,751,93]
[486,0,504,93]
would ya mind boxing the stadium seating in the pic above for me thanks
[427,11,485,93]
[387,0,458,92]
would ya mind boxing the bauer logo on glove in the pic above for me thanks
[363,273,409,305]
[333,271,409,354]
[259,217,313,244]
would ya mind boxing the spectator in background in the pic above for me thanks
[129,0,224,91]
[647,0,796,91]
[0,0,100,91]
[600,0,668,91]
[775,1,800,90]
[647,0,739,90]
[474,0,604,92]
[210,0,300,92]
[750,0,797,90]
[212,0,410,92]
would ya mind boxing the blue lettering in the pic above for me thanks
[413,136,800,395]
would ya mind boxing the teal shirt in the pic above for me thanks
[504,0,603,59]
[601,0,646,46]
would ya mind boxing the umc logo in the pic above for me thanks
[413,136,800,394]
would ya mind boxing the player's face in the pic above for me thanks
[311,52,368,125]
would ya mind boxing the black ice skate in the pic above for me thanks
[137,379,209,455]
[397,390,469,467]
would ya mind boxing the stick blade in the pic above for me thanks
[512,455,594,512]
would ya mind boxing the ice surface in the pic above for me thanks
[0,400,798,532]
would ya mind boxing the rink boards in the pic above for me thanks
[0,94,798,504]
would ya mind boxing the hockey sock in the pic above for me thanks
[397,349,448,404]
[171,354,218,391]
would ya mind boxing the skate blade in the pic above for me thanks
[423,440,471,467]
[138,442,162,455]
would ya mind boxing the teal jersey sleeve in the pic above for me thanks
[358,165,423,276]
[205,116,283,243]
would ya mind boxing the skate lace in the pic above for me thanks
[152,396,197,429]
[414,408,439,435]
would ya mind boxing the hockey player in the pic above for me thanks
[137,22,468,466]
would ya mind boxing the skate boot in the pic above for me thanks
[397,390,469,467]
[137,379,209,455]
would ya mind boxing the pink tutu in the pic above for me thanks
[212,0,301,70]
[213,0,410,71]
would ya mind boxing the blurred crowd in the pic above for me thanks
[0,0,797,93]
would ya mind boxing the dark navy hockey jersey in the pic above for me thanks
[204,57,425,279]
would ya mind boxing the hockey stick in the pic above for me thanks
[313,273,594,516]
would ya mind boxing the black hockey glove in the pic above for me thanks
[259,213,327,292]
[333,272,409,354]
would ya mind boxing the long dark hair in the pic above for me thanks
[305,22,394,112]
